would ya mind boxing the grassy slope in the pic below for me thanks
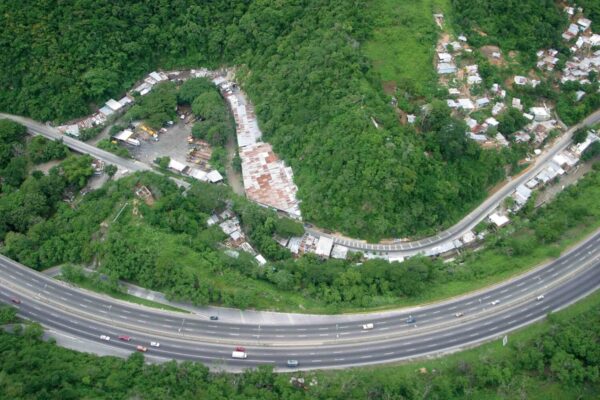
[363,0,450,98]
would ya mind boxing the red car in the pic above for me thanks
[10,297,21,304]
[118,335,132,342]
[235,346,246,352]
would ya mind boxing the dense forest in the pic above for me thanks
[451,0,566,59]
[0,0,541,240]
[1,291,599,399]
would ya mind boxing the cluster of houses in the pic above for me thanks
[488,129,600,230]
[209,73,302,219]
[546,7,600,89]
[207,208,267,266]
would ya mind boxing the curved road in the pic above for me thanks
[2,230,599,370]
[2,110,599,257]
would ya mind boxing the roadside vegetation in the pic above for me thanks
[3,119,600,313]
[1,290,599,399]
[60,265,189,313]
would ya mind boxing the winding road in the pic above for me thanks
[2,110,599,257]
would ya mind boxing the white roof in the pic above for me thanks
[331,245,349,260]
[462,231,476,244]
[207,170,224,183]
[457,98,475,109]
[99,106,114,116]
[438,52,452,62]
[188,168,208,182]
[315,236,334,257]
[437,63,457,73]
[476,97,490,106]
[114,129,134,141]
[489,213,509,227]
[577,18,592,29]
[514,76,528,85]
[255,254,267,265]
[168,159,187,172]
[486,117,499,126]
[448,88,461,95]
[106,99,123,111]
[149,71,167,82]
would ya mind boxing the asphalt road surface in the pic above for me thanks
[2,230,599,371]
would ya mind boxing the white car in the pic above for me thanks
[536,295,545,301]
[150,341,160,347]
[362,323,374,330]
[454,312,464,318]
[100,335,110,341]
[491,300,500,306]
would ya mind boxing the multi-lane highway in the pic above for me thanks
[2,230,599,370]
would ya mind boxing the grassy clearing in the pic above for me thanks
[58,274,189,314]
[363,0,450,98]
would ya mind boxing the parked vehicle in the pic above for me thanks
[118,335,132,341]
[286,359,299,368]
[137,345,148,352]
[100,335,110,341]
[232,351,247,359]
[362,323,374,330]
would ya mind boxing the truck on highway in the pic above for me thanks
[232,351,248,359]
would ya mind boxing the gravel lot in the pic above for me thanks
[129,120,193,167]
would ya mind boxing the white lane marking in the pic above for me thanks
[161,324,173,328]
[79,304,88,308]
[508,320,518,325]
[379,327,389,331]
[483,295,491,300]
[122,310,131,314]
[318,327,328,331]
[310,360,322,363]
[25,282,33,287]
[228,333,240,336]
[384,352,395,356]
[65,292,73,296]
[465,301,474,305]
[542,306,550,311]
[298,334,307,338]
[360,355,372,359]
[469,333,478,337]
[431,310,441,315]
[516,282,525,287]
[552,272,559,277]
[521,287,529,292]
[448,306,457,311]
[319,334,329,337]
[500,289,509,294]
[378,320,388,325]
[136,319,146,323]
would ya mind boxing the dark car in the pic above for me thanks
[405,316,416,324]
[10,297,21,304]
[210,315,219,321]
